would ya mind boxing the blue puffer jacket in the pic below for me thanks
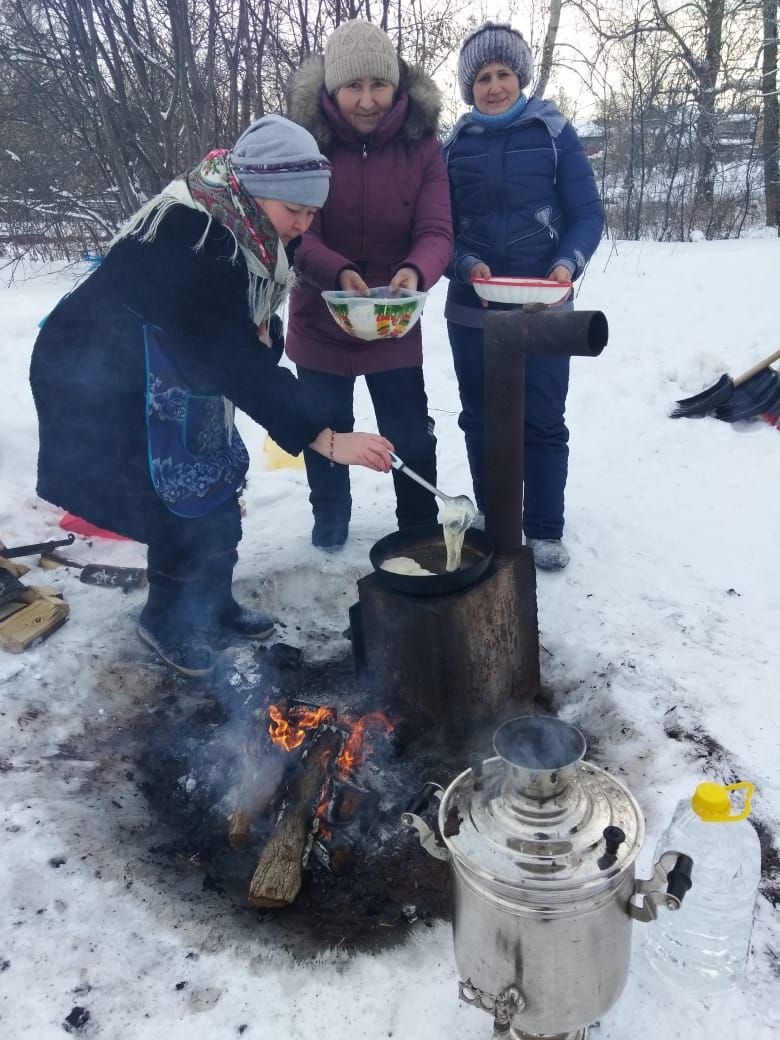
[443,97,604,326]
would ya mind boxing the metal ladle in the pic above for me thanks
[388,451,477,534]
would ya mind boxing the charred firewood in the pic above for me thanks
[227,808,253,850]
[227,736,290,850]
[311,829,355,876]
[227,756,288,850]
[248,727,343,908]
[331,779,381,830]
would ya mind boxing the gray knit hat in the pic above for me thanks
[323,19,400,94]
[230,114,332,207]
[457,22,534,104]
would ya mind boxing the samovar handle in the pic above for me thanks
[629,850,694,922]
[401,781,449,861]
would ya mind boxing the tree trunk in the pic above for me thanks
[694,0,724,212]
[763,0,780,231]
[535,0,562,100]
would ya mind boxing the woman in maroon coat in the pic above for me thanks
[285,19,453,549]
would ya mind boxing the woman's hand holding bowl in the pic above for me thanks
[338,269,370,296]
[470,260,492,306]
[388,266,419,293]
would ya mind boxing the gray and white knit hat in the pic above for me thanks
[457,22,534,104]
[230,114,332,207]
[324,19,400,94]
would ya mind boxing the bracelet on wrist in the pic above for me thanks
[329,429,335,468]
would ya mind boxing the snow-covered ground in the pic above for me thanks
[1,236,778,1039]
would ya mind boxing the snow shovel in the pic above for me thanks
[670,348,780,418]
[713,367,780,422]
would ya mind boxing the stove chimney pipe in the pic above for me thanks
[483,309,608,555]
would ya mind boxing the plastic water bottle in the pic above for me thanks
[643,781,761,995]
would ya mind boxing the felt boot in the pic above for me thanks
[311,516,349,550]
[210,567,275,644]
[138,571,216,678]
[526,538,570,571]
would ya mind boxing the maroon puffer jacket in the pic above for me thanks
[284,57,453,376]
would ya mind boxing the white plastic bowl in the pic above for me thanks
[321,286,427,341]
[471,276,572,306]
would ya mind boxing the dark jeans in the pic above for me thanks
[295,365,438,531]
[143,494,243,637]
[447,322,570,540]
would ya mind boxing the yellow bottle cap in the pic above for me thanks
[691,781,754,822]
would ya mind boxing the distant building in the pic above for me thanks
[573,121,605,157]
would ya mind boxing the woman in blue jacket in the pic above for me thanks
[444,23,603,569]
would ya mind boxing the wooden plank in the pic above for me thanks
[0,556,30,579]
[20,586,62,604]
[0,568,27,607]
[0,601,24,624]
[0,598,69,653]
[39,550,85,569]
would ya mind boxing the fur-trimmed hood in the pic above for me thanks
[285,55,442,150]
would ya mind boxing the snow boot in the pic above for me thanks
[312,517,349,551]
[208,567,276,645]
[137,621,216,679]
[220,601,275,641]
[526,538,570,571]
[138,568,217,678]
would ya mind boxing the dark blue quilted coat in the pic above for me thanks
[443,97,603,325]
[30,206,326,544]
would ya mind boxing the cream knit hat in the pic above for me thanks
[323,20,400,94]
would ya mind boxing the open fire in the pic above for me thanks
[131,638,456,948]
[267,701,394,777]
[227,699,398,908]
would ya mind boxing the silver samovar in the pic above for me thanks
[403,715,692,1040]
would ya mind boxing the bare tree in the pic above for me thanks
[0,0,771,255]
[762,0,780,230]
[650,0,726,206]
[536,0,563,98]
[0,0,472,257]
[572,0,765,238]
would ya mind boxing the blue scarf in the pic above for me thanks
[471,94,528,130]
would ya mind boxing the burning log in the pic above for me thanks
[227,808,253,850]
[228,703,332,851]
[248,727,343,908]
[227,753,287,850]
